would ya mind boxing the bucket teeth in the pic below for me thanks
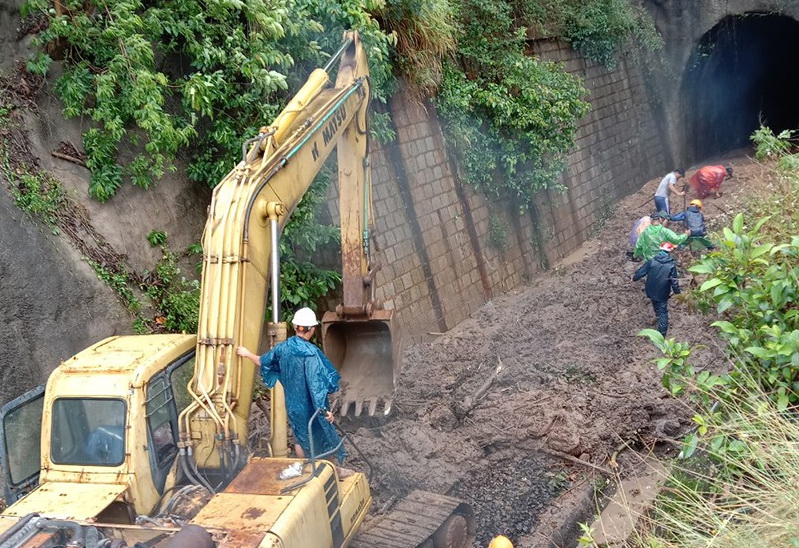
[337,397,392,417]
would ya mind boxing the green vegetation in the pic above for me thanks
[582,381,799,547]
[18,0,658,207]
[553,0,662,69]
[88,259,142,317]
[87,233,202,335]
[373,0,456,100]
[487,212,509,252]
[275,174,341,316]
[435,1,590,210]
[18,0,393,324]
[20,0,393,201]
[609,127,799,547]
[0,99,66,231]
[144,243,201,334]
[16,0,661,325]
[433,0,660,210]
[9,172,65,230]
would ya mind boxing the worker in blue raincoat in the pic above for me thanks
[237,307,346,463]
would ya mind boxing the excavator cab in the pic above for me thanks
[322,308,399,416]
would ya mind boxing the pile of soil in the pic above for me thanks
[343,151,768,547]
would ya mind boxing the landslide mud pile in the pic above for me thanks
[346,153,764,546]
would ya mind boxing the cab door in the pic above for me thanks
[145,351,195,493]
[0,385,45,504]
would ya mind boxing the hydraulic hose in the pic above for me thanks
[178,449,215,494]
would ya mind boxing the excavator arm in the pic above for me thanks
[180,32,396,475]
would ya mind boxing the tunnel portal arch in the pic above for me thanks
[681,12,799,165]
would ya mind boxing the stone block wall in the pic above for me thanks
[328,40,672,345]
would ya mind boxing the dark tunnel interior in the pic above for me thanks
[682,12,799,165]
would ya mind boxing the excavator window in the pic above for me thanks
[168,352,195,414]
[146,375,177,465]
[146,351,194,493]
[0,385,44,503]
[50,398,127,466]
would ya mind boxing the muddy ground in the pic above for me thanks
[340,151,770,547]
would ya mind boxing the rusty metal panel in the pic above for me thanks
[215,529,271,547]
[18,532,55,548]
[2,482,126,520]
[191,493,290,534]
[224,458,311,496]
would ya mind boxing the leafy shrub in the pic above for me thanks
[690,214,799,409]
[144,240,201,334]
[436,0,591,209]
[20,0,394,200]
[752,126,794,161]
[557,0,660,69]
[276,173,342,316]
[147,230,168,247]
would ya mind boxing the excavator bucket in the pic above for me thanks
[321,309,399,416]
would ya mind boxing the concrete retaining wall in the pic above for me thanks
[329,39,673,345]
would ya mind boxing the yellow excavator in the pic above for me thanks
[0,32,474,548]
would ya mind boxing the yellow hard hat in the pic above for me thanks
[488,535,514,548]
[689,199,703,208]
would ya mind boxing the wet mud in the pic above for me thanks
[343,152,767,547]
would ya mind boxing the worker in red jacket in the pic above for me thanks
[689,165,733,199]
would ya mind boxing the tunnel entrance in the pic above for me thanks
[682,12,799,165]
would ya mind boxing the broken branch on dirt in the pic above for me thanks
[454,357,503,418]
[540,448,615,477]
[51,151,87,167]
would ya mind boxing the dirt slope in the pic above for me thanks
[345,151,765,547]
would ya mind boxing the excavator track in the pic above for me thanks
[349,490,475,548]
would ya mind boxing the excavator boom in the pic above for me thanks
[184,31,398,473]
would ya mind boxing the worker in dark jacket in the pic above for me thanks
[632,242,681,336]
[670,199,715,250]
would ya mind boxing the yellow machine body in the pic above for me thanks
[0,32,397,548]
[0,30,474,548]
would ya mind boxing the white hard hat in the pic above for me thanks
[292,307,319,327]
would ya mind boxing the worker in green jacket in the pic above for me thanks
[633,212,689,261]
